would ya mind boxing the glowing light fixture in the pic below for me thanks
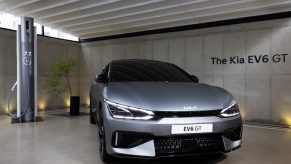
[7,103,15,113]
[281,111,291,128]
[39,102,46,110]
[284,116,291,127]
[240,110,246,120]
[86,98,90,107]
[65,98,70,107]
[4,104,8,113]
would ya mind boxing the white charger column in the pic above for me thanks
[14,16,38,123]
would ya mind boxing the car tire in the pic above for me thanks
[99,117,114,163]
[90,98,96,124]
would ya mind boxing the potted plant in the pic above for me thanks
[45,58,79,115]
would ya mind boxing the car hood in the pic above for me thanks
[103,82,235,112]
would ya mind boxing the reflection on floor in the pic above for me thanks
[0,110,291,164]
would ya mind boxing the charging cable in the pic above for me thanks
[7,81,30,118]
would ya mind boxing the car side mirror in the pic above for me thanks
[95,74,107,83]
[191,75,199,83]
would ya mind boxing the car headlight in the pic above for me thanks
[104,99,154,120]
[220,101,240,117]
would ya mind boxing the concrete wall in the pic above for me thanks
[0,29,81,113]
[80,18,291,125]
[1,17,291,125]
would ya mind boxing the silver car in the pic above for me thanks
[90,59,242,162]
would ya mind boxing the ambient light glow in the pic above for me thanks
[284,116,291,127]
[4,104,8,113]
[86,99,90,107]
[281,110,291,127]
[39,102,46,110]
[6,103,15,113]
[240,110,246,120]
[65,98,70,107]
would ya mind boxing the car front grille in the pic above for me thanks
[154,134,224,155]
[153,110,221,118]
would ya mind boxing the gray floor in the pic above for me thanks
[1,111,291,164]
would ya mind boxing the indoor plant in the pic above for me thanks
[45,58,79,115]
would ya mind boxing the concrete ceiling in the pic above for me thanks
[1,0,291,39]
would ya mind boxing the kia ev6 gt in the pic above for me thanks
[89,59,242,162]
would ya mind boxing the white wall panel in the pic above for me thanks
[185,36,203,76]
[80,45,93,76]
[139,41,153,60]
[114,43,126,60]
[102,45,114,68]
[126,42,139,59]
[6,37,17,75]
[66,45,80,76]
[223,32,246,75]
[246,75,270,120]
[91,46,103,76]
[0,75,6,113]
[0,34,6,75]
[271,27,291,74]
[38,39,53,75]
[246,29,271,75]
[270,75,291,123]
[153,39,169,62]
[203,34,224,75]
[169,38,185,69]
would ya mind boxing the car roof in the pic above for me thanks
[111,59,171,65]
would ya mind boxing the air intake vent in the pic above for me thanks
[153,110,221,118]
[154,134,224,155]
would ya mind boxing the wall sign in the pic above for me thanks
[211,54,288,64]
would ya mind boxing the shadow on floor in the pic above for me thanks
[109,153,227,164]
[51,112,89,117]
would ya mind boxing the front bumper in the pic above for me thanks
[103,106,242,157]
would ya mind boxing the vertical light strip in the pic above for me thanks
[34,26,38,117]
[115,132,119,147]
[16,25,20,117]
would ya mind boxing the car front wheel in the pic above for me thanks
[99,116,114,162]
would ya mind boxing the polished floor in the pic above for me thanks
[1,111,291,164]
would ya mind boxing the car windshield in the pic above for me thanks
[109,60,193,82]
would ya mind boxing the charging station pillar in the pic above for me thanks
[15,17,37,123]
